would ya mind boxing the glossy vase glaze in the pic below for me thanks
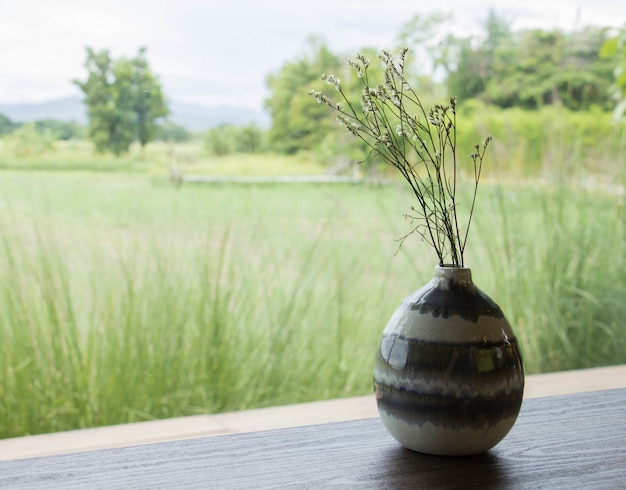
[373,265,524,456]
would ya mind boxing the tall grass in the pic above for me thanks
[469,182,626,373]
[0,175,419,437]
[0,169,624,439]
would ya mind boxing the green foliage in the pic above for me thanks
[128,49,169,147]
[455,101,624,176]
[205,125,234,156]
[600,26,626,120]
[74,47,169,156]
[264,16,618,170]
[74,48,128,155]
[265,37,342,154]
[3,122,56,157]
[446,22,614,110]
[445,10,513,102]
[394,12,455,89]
[33,119,85,140]
[0,113,18,135]
[0,116,84,158]
[318,47,390,172]
[205,124,266,156]
[236,124,265,153]
[158,121,191,143]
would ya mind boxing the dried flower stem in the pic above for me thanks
[310,48,491,266]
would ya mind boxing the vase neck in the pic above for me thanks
[434,265,472,287]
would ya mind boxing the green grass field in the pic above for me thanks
[0,147,625,438]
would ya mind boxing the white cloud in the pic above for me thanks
[0,0,624,109]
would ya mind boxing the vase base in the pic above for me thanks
[379,412,519,456]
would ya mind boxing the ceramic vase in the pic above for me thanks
[373,265,524,456]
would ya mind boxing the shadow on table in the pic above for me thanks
[371,446,512,489]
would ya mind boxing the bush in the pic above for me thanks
[205,124,266,156]
[158,121,191,143]
[455,101,625,177]
[3,122,56,157]
[0,113,18,135]
[34,119,86,140]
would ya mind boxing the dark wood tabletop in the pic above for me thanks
[1,388,624,489]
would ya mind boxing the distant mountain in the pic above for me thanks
[0,97,270,131]
[168,100,270,130]
[0,97,87,124]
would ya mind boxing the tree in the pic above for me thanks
[488,29,566,108]
[600,26,626,120]
[265,37,341,154]
[74,48,126,154]
[0,113,18,135]
[395,12,453,89]
[74,47,169,155]
[443,15,614,110]
[130,48,169,147]
[445,10,515,102]
[313,47,389,170]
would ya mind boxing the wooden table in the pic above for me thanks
[1,388,624,489]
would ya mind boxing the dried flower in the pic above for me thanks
[309,49,492,266]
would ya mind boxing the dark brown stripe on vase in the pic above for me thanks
[374,383,524,431]
[373,334,524,431]
[375,334,524,387]
[408,281,504,322]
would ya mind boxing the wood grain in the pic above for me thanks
[1,388,624,489]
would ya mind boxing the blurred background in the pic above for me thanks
[0,1,624,439]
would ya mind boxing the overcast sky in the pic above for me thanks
[1,0,624,111]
